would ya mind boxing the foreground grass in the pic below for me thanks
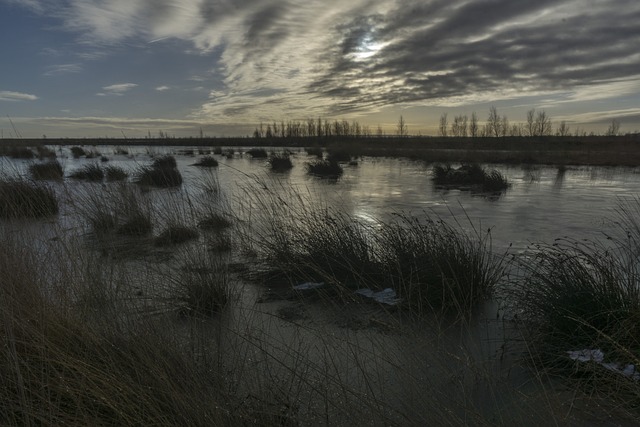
[0,177,58,218]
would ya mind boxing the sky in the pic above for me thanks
[1,0,639,138]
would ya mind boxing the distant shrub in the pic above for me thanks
[154,225,199,246]
[135,155,182,187]
[432,163,509,192]
[213,147,223,155]
[5,146,35,159]
[246,148,268,158]
[193,156,219,167]
[198,213,232,230]
[326,149,352,163]
[105,165,129,182]
[36,146,57,159]
[305,146,323,158]
[70,146,86,158]
[268,153,293,172]
[306,160,343,178]
[0,178,58,218]
[69,163,104,182]
[29,160,64,181]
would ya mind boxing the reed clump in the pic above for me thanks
[246,148,268,159]
[193,155,219,167]
[105,165,129,181]
[154,224,199,246]
[70,146,86,158]
[135,155,182,187]
[69,163,104,181]
[267,153,293,172]
[0,177,58,218]
[306,159,343,178]
[29,160,64,181]
[432,163,509,192]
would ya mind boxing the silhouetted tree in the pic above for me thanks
[397,115,408,137]
[557,121,570,137]
[439,113,448,137]
[535,110,552,136]
[470,112,479,137]
[606,119,620,136]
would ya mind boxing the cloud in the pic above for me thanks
[9,0,640,124]
[99,83,138,96]
[155,85,170,91]
[0,91,38,101]
[44,63,83,76]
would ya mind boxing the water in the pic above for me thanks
[4,145,640,253]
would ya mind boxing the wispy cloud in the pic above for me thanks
[0,90,38,102]
[155,85,170,91]
[44,63,83,76]
[97,83,138,96]
[8,0,640,130]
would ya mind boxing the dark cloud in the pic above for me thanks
[309,0,640,111]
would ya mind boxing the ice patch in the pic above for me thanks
[293,282,325,291]
[355,288,402,306]
[567,349,640,381]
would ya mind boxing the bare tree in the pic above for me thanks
[526,109,536,136]
[500,115,509,137]
[438,113,448,137]
[397,115,408,137]
[470,112,478,137]
[376,124,384,137]
[487,106,501,137]
[606,119,620,136]
[557,121,570,137]
[535,110,552,136]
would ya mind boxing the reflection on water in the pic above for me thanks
[4,146,640,254]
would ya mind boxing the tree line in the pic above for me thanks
[253,107,623,139]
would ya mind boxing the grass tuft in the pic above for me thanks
[69,163,104,181]
[306,160,343,178]
[0,177,58,218]
[246,148,269,158]
[193,155,219,167]
[135,155,182,187]
[432,163,509,192]
[154,224,199,246]
[70,146,86,158]
[104,165,129,181]
[29,160,64,181]
[268,153,293,172]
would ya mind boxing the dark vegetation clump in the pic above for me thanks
[2,146,35,159]
[36,146,57,159]
[29,160,64,181]
[154,225,199,246]
[198,213,232,230]
[246,148,269,158]
[511,236,640,371]
[104,165,128,182]
[432,163,509,192]
[69,163,104,182]
[306,160,343,178]
[305,146,323,158]
[135,155,182,187]
[213,147,223,155]
[268,153,293,172]
[70,146,86,158]
[0,178,58,218]
[193,156,219,167]
[326,149,352,163]
[172,262,231,316]
[85,149,101,159]
[114,147,129,155]
[116,213,153,236]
